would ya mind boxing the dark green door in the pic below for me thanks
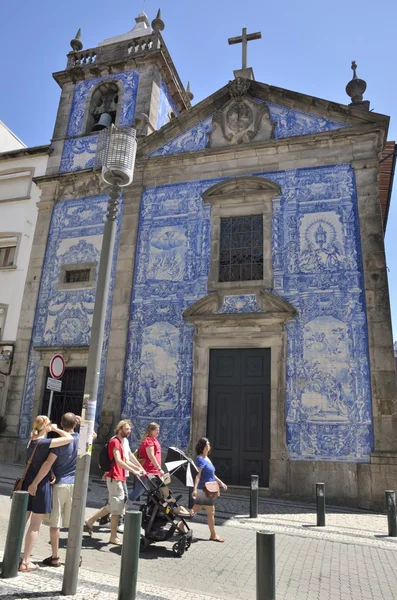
[207,348,270,487]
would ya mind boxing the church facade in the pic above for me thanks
[2,12,396,508]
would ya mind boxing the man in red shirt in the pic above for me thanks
[105,420,144,545]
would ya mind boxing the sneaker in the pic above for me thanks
[117,516,124,534]
[98,515,110,527]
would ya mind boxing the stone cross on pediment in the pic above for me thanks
[228,27,262,69]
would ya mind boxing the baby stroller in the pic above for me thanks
[137,473,193,557]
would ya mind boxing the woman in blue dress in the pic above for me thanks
[190,437,228,543]
[19,415,74,572]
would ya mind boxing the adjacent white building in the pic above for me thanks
[0,126,50,412]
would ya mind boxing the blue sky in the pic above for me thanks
[2,0,397,340]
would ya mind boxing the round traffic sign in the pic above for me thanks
[49,354,65,379]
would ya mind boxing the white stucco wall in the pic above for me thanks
[0,121,25,152]
[0,152,48,340]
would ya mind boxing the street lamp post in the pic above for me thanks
[62,126,137,596]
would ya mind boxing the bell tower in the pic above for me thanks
[47,10,191,175]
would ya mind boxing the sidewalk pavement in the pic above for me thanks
[1,461,397,599]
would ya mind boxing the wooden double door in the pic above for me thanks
[207,348,271,487]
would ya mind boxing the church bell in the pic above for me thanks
[92,113,113,131]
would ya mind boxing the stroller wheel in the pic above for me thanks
[185,538,191,550]
[172,541,185,557]
[140,536,150,552]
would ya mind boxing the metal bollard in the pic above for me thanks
[250,474,259,518]
[316,482,325,527]
[1,491,29,578]
[188,487,194,509]
[256,531,275,600]
[385,490,397,537]
[118,511,142,600]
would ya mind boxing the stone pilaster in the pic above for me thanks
[353,157,397,453]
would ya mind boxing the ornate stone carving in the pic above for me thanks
[207,78,275,148]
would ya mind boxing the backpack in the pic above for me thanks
[98,440,113,472]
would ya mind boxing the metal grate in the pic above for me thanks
[65,269,91,283]
[219,215,263,282]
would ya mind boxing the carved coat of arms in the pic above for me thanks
[208,78,275,147]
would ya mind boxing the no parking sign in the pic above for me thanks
[49,354,65,379]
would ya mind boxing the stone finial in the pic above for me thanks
[228,77,251,100]
[186,81,194,102]
[345,60,367,105]
[152,9,165,32]
[70,28,83,52]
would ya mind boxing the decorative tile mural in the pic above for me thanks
[150,101,347,157]
[157,78,179,130]
[218,294,261,314]
[18,195,122,440]
[66,71,139,137]
[60,136,98,173]
[121,163,373,462]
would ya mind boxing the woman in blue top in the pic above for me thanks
[19,415,73,572]
[190,437,227,543]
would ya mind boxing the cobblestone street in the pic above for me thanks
[1,463,397,599]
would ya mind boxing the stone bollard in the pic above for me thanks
[1,491,29,578]
[250,474,259,518]
[316,482,326,527]
[385,490,397,537]
[256,531,275,600]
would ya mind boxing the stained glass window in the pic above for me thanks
[219,215,263,282]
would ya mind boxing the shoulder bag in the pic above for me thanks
[10,440,41,499]
[203,480,220,499]
[133,447,145,466]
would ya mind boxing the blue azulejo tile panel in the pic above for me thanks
[263,100,347,138]
[122,178,221,450]
[66,71,139,137]
[150,101,347,157]
[60,136,98,173]
[157,78,179,130]
[149,115,213,156]
[218,294,261,313]
[18,195,123,440]
[122,164,372,461]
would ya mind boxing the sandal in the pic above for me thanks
[19,561,40,572]
[84,521,94,537]
[42,556,61,567]
[108,538,123,546]
[209,536,224,543]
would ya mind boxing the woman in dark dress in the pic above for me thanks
[190,437,227,543]
[19,415,74,572]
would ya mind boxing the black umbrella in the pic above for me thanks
[165,446,199,487]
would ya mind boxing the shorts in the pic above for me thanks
[106,478,126,516]
[194,488,215,506]
[49,484,74,528]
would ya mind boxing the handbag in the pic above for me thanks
[133,448,145,466]
[203,480,220,499]
[10,440,40,499]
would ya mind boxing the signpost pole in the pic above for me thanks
[47,389,54,419]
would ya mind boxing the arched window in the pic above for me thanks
[85,82,119,134]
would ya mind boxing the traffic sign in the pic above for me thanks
[49,354,65,379]
[47,377,62,392]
